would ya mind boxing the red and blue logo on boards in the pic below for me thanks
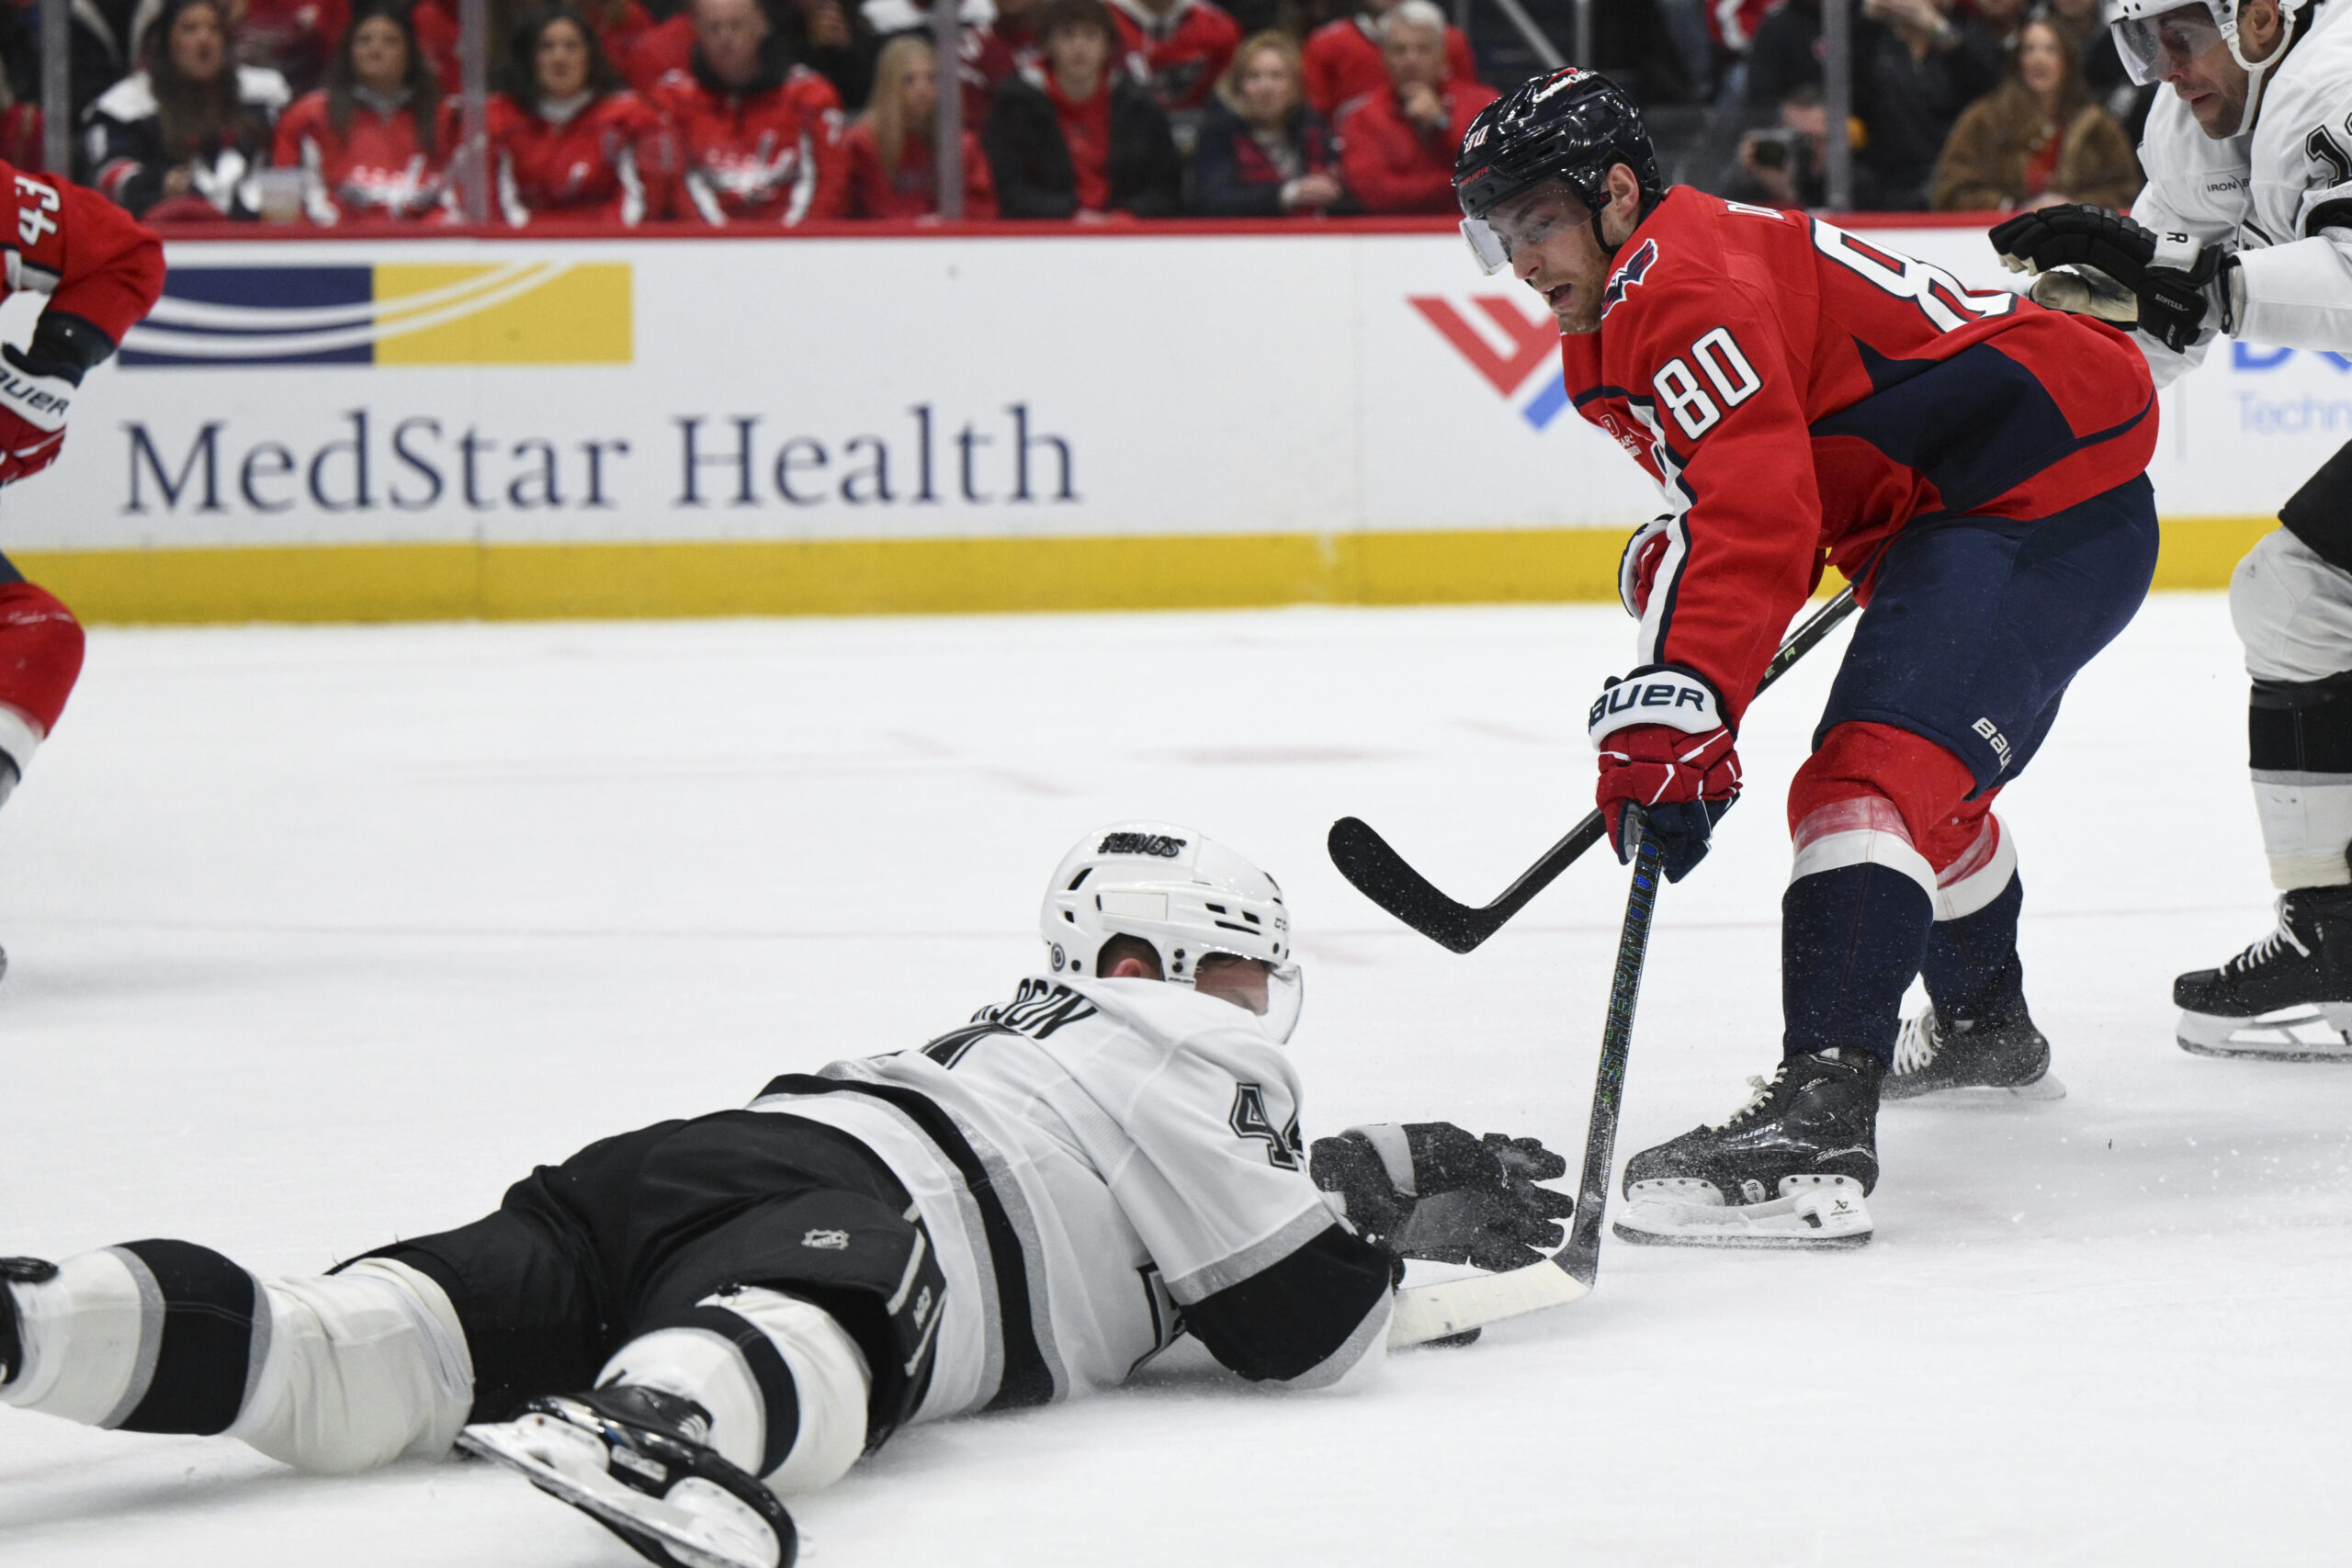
[1409,294,1570,429]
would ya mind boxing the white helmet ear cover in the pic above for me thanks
[1039,822,1302,1039]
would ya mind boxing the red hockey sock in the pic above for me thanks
[0,581,84,776]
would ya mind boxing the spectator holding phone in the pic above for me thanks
[650,0,849,224]
[85,0,289,220]
[1300,0,1473,118]
[1184,30,1343,215]
[1334,0,1493,215]
[1930,12,2137,211]
[983,0,1180,219]
[843,33,995,215]
[487,4,658,225]
[272,0,452,221]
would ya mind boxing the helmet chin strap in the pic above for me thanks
[2232,0,2310,131]
[1592,189,1660,263]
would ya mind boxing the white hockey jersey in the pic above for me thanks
[747,976,1394,1424]
[2132,0,2352,385]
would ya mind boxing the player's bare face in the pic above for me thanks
[1193,953,1272,1015]
[1494,184,1611,334]
[2131,3,2277,136]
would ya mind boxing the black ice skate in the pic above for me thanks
[1885,998,2064,1102]
[1611,1048,1880,1248]
[458,1384,797,1568]
[2174,885,2352,1062]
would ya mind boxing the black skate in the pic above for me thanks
[458,1384,797,1568]
[2174,886,2352,1062]
[1885,998,2064,1102]
[1612,1048,1880,1249]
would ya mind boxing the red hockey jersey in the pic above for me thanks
[488,91,657,225]
[1109,0,1240,110]
[650,65,847,224]
[842,120,997,217]
[272,90,460,222]
[1300,15,1476,118]
[1335,81,1497,213]
[0,163,164,346]
[1566,187,2157,728]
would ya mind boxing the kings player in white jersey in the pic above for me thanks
[0,823,1570,1568]
[1990,0,2352,1062]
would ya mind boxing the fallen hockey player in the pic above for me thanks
[0,822,1571,1568]
[1450,72,2163,1247]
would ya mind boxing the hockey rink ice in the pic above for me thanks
[0,591,2335,1566]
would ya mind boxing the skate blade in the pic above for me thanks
[2177,1005,2352,1063]
[1885,1072,2067,1105]
[459,1418,782,1568]
[1611,1178,1873,1250]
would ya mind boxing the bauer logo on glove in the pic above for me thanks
[1590,663,1740,883]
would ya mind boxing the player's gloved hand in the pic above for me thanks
[1590,663,1739,883]
[1308,1122,1574,1273]
[1989,203,2236,354]
[0,344,76,485]
[1618,515,1673,619]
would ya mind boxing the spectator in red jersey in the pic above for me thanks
[488,4,659,224]
[582,0,661,87]
[84,0,290,220]
[843,33,995,216]
[1183,30,1342,215]
[1334,0,1492,214]
[983,0,1179,218]
[272,0,458,222]
[1299,0,1473,118]
[1108,0,1238,111]
[954,0,1044,120]
[650,0,849,223]
[234,0,350,96]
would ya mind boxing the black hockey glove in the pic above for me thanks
[1309,1122,1574,1274]
[1989,203,2235,355]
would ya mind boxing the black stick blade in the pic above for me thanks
[1328,817,1500,953]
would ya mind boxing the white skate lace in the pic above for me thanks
[2227,897,2309,976]
[1891,1010,1942,1076]
[1708,1066,1785,1131]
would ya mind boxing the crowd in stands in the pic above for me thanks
[23,0,2144,224]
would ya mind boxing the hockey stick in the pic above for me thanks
[1330,585,1860,953]
[1388,813,1663,1347]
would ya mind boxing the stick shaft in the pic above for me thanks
[1559,814,1663,1287]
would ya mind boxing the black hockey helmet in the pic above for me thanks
[1453,66,1662,272]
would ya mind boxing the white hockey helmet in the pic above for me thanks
[1040,821,1303,1040]
[2109,0,2316,129]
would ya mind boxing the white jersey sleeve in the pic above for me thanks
[2234,0,2352,352]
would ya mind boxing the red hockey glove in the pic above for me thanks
[0,344,77,486]
[1590,664,1740,883]
[1617,515,1672,618]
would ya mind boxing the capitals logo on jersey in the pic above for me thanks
[1600,239,1657,321]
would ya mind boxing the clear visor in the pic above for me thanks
[2111,7,2227,85]
[1460,187,1589,277]
[1190,951,1305,1043]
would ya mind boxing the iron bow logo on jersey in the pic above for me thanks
[120,262,632,368]
[1410,293,1572,428]
[1600,239,1658,321]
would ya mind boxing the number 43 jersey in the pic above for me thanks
[1564,186,2158,730]
[749,976,1394,1426]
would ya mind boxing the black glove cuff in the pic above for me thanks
[20,312,118,385]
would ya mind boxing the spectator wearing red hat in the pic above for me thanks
[1334,0,1493,215]
[272,1,458,221]
[843,33,995,216]
[1107,0,1238,111]
[1300,0,1473,118]
[982,0,1179,218]
[650,0,849,223]
[488,3,660,224]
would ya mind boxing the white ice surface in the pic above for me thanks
[0,594,2339,1567]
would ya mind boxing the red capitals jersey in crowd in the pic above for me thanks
[1707,0,1772,50]
[238,0,349,90]
[1300,15,1476,118]
[956,16,1044,122]
[1335,80,1497,213]
[488,91,658,225]
[1108,0,1240,109]
[273,91,461,222]
[620,13,695,96]
[0,163,164,346]
[650,65,847,224]
[1566,187,2156,728]
[842,120,997,217]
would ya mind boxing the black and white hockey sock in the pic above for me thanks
[2250,675,2352,890]
[2,1240,266,1432]
[597,1289,871,1496]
